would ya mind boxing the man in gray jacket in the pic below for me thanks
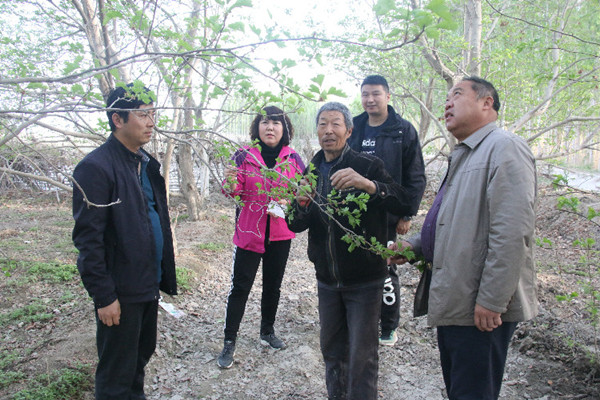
[391,76,537,400]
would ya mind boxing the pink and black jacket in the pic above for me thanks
[223,145,305,254]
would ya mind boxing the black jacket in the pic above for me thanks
[72,135,177,307]
[287,145,412,287]
[350,105,426,235]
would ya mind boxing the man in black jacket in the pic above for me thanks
[72,84,177,399]
[349,75,426,346]
[288,102,412,400]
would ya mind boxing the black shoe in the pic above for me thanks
[379,329,398,346]
[217,340,235,369]
[260,333,286,350]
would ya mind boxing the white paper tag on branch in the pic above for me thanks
[267,200,285,218]
[159,299,186,319]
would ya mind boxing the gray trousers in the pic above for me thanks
[318,279,384,400]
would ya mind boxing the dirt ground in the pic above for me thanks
[0,178,599,399]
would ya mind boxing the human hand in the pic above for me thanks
[225,166,238,182]
[388,240,413,265]
[296,178,314,207]
[267,200,286,218]
[330,168,376,195]
[474,304,502,332]
[396,218,411,235]
[97,299,121,327]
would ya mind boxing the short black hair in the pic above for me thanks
[249,106,294,146]
[462,76,501,112]
[361,75,389,93]
[106,83,154,132]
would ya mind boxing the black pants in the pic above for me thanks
[223,239,291,342]
[95,300,158,400]
[318,279,383,400]
[437,322,518,400]
[380,264,400,332]
[380,231,400,333]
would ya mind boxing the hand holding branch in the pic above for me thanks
[296,178,314,207]
[330,168,376,195]
[388,240,413,265]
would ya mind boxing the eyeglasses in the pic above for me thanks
[131,109,156,122]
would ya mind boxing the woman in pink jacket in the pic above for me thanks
[217,106,305,369]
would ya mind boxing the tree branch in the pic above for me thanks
[484,0,600,47]
[527,117,600,143]
[0,167,72,192]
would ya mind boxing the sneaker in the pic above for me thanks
[260,333,286,350]
[379,329,398,346]
[217,340,235,369]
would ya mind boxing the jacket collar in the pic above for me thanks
[107,134,158,167]
[312,144,351,168]
[460,121,498,150]
[245,144,293,167]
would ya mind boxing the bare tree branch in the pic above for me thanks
[527,117,600,143]
[0,167,72,191]
[484,0,600,47]
[510,63,600,133]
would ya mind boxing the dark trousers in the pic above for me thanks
[380,231,400,333]
[224,240,291,341]
[380,264,400,332]
[437,322,518,400]
[95,300,158,400]
[318,279,384,400]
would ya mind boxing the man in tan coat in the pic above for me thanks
[392,76,537,400]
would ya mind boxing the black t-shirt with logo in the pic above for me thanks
[360,124,382,155]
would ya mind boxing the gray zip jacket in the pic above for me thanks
[409,122,538,327]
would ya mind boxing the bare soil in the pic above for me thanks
[0,179,599,399]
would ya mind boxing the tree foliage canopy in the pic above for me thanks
[0,0,598,203]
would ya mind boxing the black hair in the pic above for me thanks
[106,83,154,132]
[462,76,501,112]
[249,106,294,146]
[361,75,389,93]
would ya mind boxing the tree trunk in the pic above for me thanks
[197,147,210,198]
[178,95,202,220]
[418,78,435,142]
[163,138,175,203]
[463,0,482,76]
[71,0,130,95]
[178,142,201,220]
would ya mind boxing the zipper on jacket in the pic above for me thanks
[327,222,341,286]
[135,155,158,275]
[321,156,343,287]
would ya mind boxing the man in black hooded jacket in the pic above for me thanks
[349,75,426,346]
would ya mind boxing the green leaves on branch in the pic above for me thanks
[557,195,580,212]
[103,10,124,25]
[374,0,396,16]
[115,80,157,104]
[303,74,346,101]
[552,174,569,188]
[551,174,600,343]
[326,189,369,229]
[374,0,457,36]
[63,56,84,75]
